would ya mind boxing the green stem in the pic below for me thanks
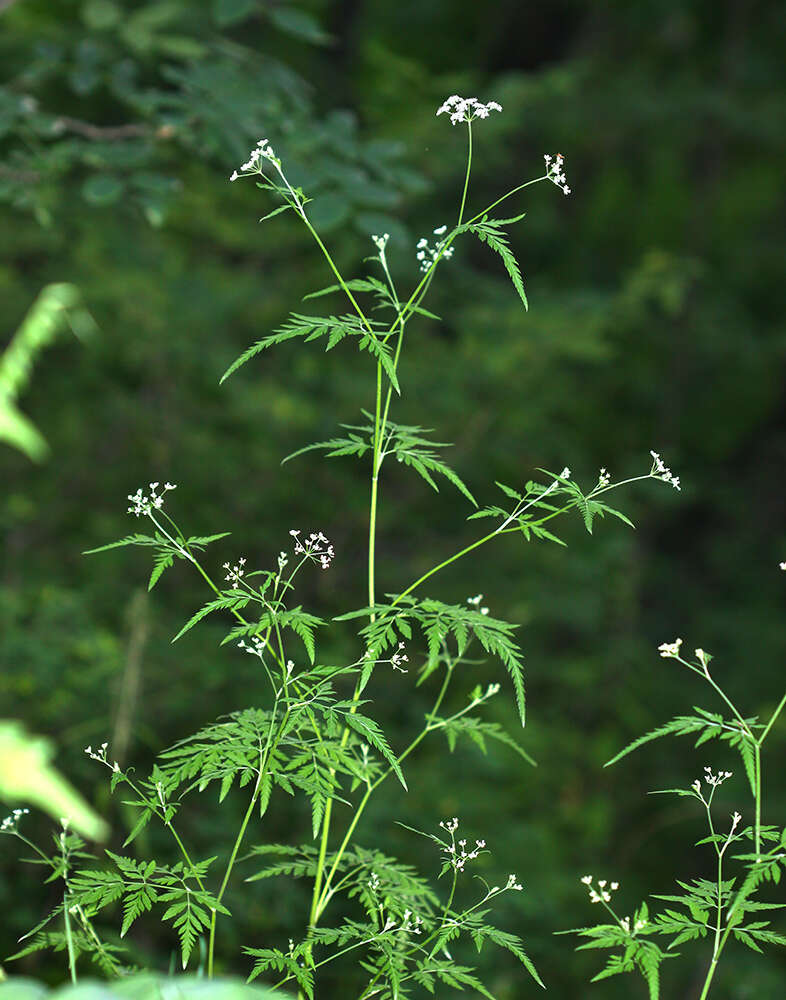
[754,742,762,857]
[306,358,385,948]
[63,893,77,984]
[713,850,723,962]
[207,710,284,977]
[701,673,752,737]
[309,795,334,928]
[314,667,455,918]
[206,772,261,977]
[465,175,548,227]
[758,689,786,745]
[457,122,472,227]
[392,527,501,609]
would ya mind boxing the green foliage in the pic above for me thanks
[338,595,528,724]
[71,853,226,968]
[220,312,400,394]
[3,3,785,996]
[459,216,529,311]
[285,414,476,505]
[606,707,761,794]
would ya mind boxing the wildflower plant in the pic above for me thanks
[564,637,786,998]
[6,95,682,996]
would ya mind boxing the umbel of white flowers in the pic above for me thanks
[415,225,454,274]
[544,154,571,196]
[436,95,502,125]
[649,450,680,489]
[229,138,279,181]
[127,481,176,517]
[580,874,620,904]
[289,529,335,570]
[1,808,30,832]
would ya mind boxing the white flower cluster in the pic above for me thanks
[658,641,713,674]
[436,95,502,125]
[439,817,486,872]
[85,741,120,773]
[649,450,680,490]
[289,529,335,570]
[229,138,279,181]
[372,233,390,253]
[544,154,571,196]
[368,872,381,892]
[658,638,683,658]
[467,594,489,615]
[692,765,733,792]
[400,908,423,934]
[127,481,176,517]
[416,225,454,273]
[598,467,611,488]
[581,875,619,904]
[224,557,246,586]
[391,642,409,673]
[1,807,29,833]
[238,634,267,658]
[780,562,786,571]
[619,914,648,934]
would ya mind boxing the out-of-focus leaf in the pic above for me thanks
[212,0,258,27]
[268,6,331,45]
[81,175,125,205]
[0,721,108,841]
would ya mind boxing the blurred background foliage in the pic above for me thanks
[1,0,785,996]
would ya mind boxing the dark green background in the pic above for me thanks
[2,1,785,996]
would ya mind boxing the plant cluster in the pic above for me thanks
[4,93,782,1000]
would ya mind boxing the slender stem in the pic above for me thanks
[465,175,548,227]
[63,893,77,984]
[758,689,786,745]
[302,217,375,336]
[754,743,762,857]
[713,848,723,960]
[309,795,334,927]
[307,359,384,939]
[698,957,720,1000]
[701,673,752,737]
[207,769,262,977]
[315,667,455,918]
[457,122,472,227]
[208,708,285,977]
[392,528,501,609]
